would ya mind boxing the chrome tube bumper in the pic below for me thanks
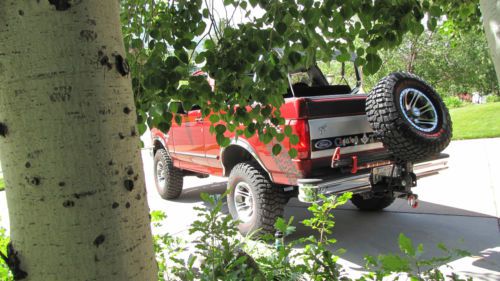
[297,154,449,203]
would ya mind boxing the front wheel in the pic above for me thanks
[154,149,183,199]
[227,162,287,236]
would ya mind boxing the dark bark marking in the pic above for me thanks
[62,200,75,208]
[126,167,134,176]
[73,190,96,199]
[114,54,129,76]
[124,180,134,191]
[27,150,42,159]
[93,235,105,247]
[99,55,112,70]
[111,202,119,209]
[48,0,71,11]
[50,86,72,102]
[26,177,41,186]
[87,19,96,26]
[0,123,8,137]
[125,202,131,208]
[135,194,141,200]
[18,10,24,16]
[118,132,125,139]
[123,107,131,114]
[108,160,114,166]
[133,174,139,181]
[58,182,66,187]
[0,242,28,280]
[80,30,97,42]
[24,162,31,168]
[130,127,137,137]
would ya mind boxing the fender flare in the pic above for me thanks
[220,138,273,181]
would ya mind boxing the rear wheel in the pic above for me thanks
[351,191,395,211]
[154,149,183,199]
[227,162,287,236]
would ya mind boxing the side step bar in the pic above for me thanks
[297,154,449,203]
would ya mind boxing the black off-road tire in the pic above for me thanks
[351,192,396,211]
[154,149,183,199]
[227,162,287,236]
[366,72,452,161]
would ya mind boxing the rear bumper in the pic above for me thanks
[297,153,449,203]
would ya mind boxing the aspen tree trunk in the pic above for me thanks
[0,1,157,280]
[480,0,500,85]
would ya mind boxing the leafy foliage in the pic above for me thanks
[120,0,466,153]
[148,193,471,281]
[360,27,498,98]
[363,233,472,281]
[0,218,13,281]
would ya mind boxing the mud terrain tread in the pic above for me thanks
[366,72,452,161]
[155,149,183,199]
[228,162,287,235]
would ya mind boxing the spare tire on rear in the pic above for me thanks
[366,72,452,162]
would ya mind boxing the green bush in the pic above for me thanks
[0,217,13,281]
[443,96,464,108]
[0,178,5,191]
[486,95,500,103]
[152,193,472,281]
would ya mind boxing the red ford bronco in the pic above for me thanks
[151,62,451,235]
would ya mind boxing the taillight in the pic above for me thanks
[288,119,310,159]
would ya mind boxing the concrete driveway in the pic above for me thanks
[1,138,499,279]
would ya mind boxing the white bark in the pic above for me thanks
[480,0,500,86]
[0,1,157,280]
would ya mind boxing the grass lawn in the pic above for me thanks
[450,102,500,140]
[0,178,4,191]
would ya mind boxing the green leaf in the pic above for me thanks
[364,53,382,75]
[215,124,226,134]
[272,144,282,155]
[288,51,302,66]
[209,114,220,123]
[379,254,411,272]
[289,134,299,145]
[288,148,298,158]
[398,233,415,257]
[276,22,287,34]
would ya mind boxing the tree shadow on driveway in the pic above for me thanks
[166,184,500,277]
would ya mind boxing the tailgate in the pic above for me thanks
[304,95,385,160]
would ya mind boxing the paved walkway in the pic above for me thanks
[1,139,499,280]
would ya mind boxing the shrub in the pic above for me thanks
[486,95,500,103]
[152,193,472,281]
[443,96,464,108]
[0,217,13,281]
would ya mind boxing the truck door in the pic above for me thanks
[170,105,208,173]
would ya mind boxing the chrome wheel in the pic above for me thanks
[156,161,165,186]
[399,88,438,132]
[234,182,254,222]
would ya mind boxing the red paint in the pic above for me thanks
[151,95,384,185]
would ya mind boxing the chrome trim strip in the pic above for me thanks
[310,142,384,159]
[414,158,448,178]
[297,174,372,203]
[170,151,206,158]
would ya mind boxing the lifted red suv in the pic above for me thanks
[151,63,452,235]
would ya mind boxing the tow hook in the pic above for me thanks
[407,194,419,208]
